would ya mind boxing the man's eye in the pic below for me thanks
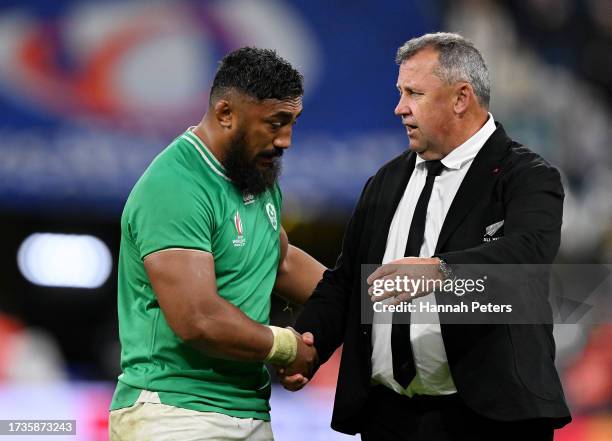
[270,122,282,129]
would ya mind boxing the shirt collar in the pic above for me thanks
[415,113,496,171]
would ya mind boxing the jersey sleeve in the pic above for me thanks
[126,172,216,259]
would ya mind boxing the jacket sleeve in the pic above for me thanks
[294,177,373,364]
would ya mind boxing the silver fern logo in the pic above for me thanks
[485,220,504,236]
[484,220,504,242]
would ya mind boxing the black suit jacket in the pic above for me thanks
[294,123,571,435]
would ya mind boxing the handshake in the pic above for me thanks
[270,327,318,392]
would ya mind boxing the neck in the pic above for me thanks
[193,115,227,163]
[442,109,489,156]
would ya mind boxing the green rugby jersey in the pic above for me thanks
[110,129,282,420]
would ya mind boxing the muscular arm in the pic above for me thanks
[145,249,275,361]
[274,227,325,305]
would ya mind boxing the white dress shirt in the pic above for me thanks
[371,114,497,396]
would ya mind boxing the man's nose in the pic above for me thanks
[273,126,293,149]
[394,96,411,117]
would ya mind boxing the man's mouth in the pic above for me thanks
[258,157,275,164]
[257,149,283,162]
[256,152,282,167]
[259,153,280,160]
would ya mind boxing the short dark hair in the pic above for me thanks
[210,47,304,104]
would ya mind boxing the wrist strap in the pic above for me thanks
[264,326,298,366]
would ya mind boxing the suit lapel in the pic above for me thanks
[435,123,511,253]
[368,152,416,263]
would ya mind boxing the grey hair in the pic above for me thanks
[396,32,490,108]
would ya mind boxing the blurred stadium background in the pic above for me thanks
[0,0,611,439]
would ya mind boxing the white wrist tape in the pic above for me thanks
[264,326,298,366]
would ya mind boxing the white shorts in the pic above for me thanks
[109,393,274,441]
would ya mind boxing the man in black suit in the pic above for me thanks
[279,32,571,440]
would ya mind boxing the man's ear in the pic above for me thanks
[213,99,234,129]
[453,82,473,115]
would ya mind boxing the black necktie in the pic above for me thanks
[391,159,444,388]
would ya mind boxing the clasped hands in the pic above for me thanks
[275,258,442,391]
[274,328,317,392]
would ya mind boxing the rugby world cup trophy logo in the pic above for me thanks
[232,211,246,247]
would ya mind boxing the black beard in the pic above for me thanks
[222,130,282,195]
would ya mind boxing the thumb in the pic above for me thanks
[301,332,314,346]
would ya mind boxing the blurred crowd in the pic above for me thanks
[444,0,612,430]
[445,0,612,261]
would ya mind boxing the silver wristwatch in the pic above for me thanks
[437,258,454,280]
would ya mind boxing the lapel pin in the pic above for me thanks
[491,166,501,175]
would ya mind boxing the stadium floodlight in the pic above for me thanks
[17,233,112,289]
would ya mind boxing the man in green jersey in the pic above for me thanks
[109,47,324,441]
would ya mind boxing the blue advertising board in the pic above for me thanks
[0,0,440,216]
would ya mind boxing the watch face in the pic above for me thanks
[439,260,453,279]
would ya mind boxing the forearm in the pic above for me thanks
[274,245,325,305]
[181,296,275,361]
[294,265,351,363]
[145,249,297,365]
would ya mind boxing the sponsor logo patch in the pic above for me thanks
[483,220,504,242]
[232,211,246,247]
[266,203,277,231]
